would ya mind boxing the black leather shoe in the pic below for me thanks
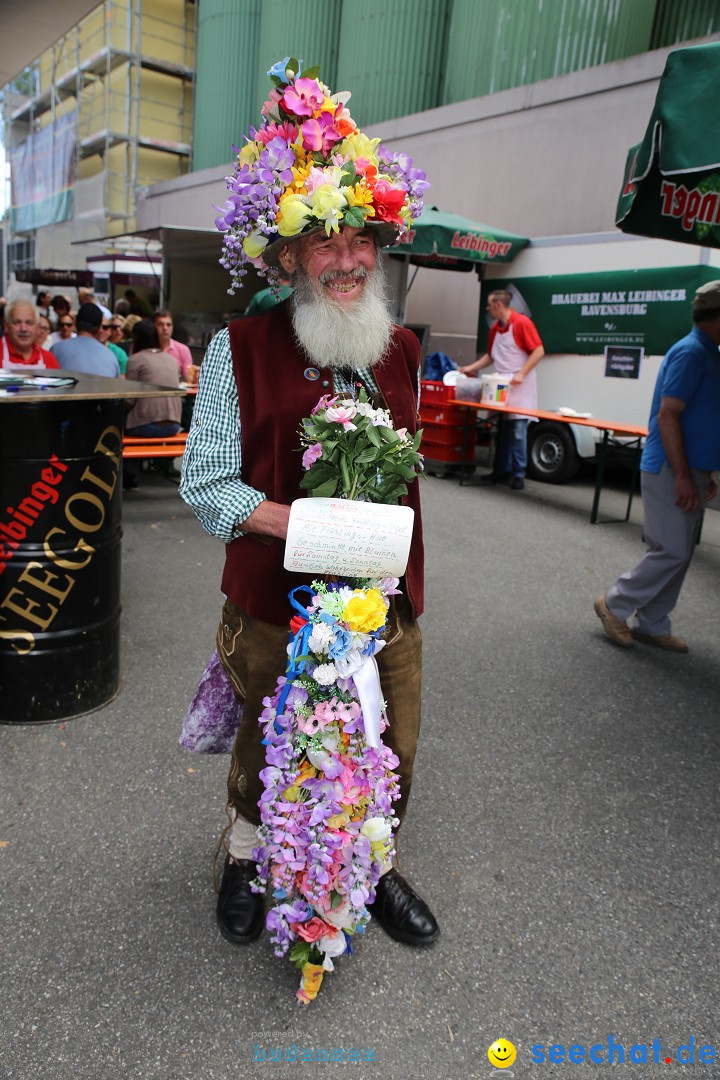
[478,472,510,486]
[367,869,439,946]
[216,857,265,944]
[510,477,525,490]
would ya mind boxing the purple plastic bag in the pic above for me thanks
[179,649,243,754]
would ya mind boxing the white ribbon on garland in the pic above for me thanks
[352,654,383,749]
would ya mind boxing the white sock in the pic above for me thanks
[226,814,258,862]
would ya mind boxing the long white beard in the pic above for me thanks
[290,262,393,371]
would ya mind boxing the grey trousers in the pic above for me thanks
[606,464,711,636]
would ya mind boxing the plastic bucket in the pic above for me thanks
[480,373,511,405]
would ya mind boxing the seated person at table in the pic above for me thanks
[123,320,182,490]
[51,303,121,377]
[36,314,53,350]
[1,300,60,370]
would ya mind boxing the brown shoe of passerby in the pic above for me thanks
[630,630,689,653]
[594,595,633,648]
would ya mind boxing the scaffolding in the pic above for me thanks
[3,0,195,275]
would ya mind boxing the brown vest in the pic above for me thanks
[221,302,424,625]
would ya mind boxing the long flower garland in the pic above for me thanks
[253,580,401,1003]
[253,392,423,1004]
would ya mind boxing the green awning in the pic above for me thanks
[616,42,720,247]
[393,208,529,269]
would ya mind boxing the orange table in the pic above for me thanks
[456,400,648,524]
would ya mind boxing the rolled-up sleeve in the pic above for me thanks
[179,328,265,542]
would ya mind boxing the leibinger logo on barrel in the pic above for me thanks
[0,425,121,655]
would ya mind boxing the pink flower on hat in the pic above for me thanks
[256,120,298,146]
[301,112,342,155]
[281,77,324,118]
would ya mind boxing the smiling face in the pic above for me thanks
[279,227,378,306]
[108,318,125,343]
[487,1039,517,1069]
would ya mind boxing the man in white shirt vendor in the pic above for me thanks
[461,290,545,490]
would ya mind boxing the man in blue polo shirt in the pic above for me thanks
[595,280,720,653]
[51,303,120,377]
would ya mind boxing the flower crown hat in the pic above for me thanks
[214,57,429,292]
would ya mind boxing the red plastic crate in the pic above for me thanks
[420,438,475,463]
[419,402,467,425]
[421,422,476,447]
[419,380,455,405]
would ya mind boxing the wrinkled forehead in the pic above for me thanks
[8,303,36,322]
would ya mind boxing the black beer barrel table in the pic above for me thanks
[0,372,183,723]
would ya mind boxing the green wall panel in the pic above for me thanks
[443,0,658,104]
[336,0,451,126]
[650,0,720,49]
[192,0,261,171]
[253,0,342,119]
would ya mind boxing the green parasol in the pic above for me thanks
[616,42,720,248]
[392,208,528,270]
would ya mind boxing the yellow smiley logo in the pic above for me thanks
[488,1039,517,1069]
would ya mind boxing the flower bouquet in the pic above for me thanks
[253,392,423,1004]
[298,388,423,503]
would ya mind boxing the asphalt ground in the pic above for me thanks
[2,458,719,1080]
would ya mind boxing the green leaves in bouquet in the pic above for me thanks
[289,939,315,970]
[299,391,424,504]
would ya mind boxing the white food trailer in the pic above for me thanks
[481,231,720,482]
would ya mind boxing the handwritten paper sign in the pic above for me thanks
[284,498,415,577]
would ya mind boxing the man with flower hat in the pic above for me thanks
[180,58,438,951]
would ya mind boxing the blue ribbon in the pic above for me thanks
[274,586,316,728]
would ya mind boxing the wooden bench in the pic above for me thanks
[122,433,188,460]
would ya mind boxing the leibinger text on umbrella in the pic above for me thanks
[660,180,720,233]
[530,1034,716,1065]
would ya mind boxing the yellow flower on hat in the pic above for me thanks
[309,184,347,234]
[242,230,268,259]
[346,182,375,211]
[238,140,260,166]
[277,192,312,236]
[337,132,380,165]
[342,589,387,633]
[290,157,313,194]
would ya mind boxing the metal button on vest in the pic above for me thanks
[322,379,329,387]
